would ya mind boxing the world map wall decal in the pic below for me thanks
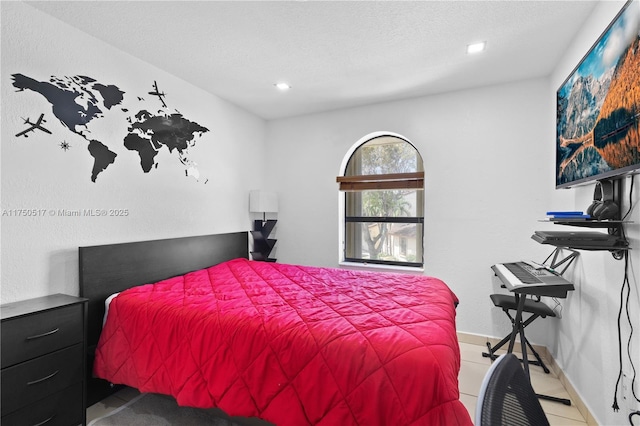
[11,74,210,183]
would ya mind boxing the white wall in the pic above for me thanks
[550,2,640,425]
[0,2,266,303]
[265,77,560,345]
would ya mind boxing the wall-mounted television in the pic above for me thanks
[556,0,640,189]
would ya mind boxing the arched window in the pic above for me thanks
[337,133,424,268]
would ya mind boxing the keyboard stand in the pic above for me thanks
[506,292,572,405]
[542,247,579,275]
[497,248,579,406]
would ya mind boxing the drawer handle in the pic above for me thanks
[26,328,59,340]
[27,370,59,385]
[32,415,55,426]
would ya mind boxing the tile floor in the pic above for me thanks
[87,341,588,425]
[458,341,587,425]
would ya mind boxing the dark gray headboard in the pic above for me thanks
[79,232,248,350]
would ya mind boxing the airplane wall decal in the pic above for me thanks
[15,113,52,138]
[148,80,167,108]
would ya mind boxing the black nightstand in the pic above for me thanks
[1,294,88,426]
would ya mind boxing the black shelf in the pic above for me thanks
[251,219,277,262]
[535,241,630,251]
[541,218,630,228]
[538,219,631,258]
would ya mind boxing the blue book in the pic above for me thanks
[550,214,591,220]
[546,211,584,216]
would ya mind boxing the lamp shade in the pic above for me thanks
[249,190,278,213]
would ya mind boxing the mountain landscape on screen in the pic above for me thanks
[556,2,640,187]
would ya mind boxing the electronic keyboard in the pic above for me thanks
[491,261,575,297]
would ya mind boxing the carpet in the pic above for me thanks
[88,393,268,426]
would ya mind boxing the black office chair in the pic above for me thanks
[476,353,550,426]
[482,293,555,373]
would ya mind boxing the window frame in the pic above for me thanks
[337,132,425,270]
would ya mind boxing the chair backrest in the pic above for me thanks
[475,353,550,426]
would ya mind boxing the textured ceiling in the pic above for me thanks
[26,1,600,120]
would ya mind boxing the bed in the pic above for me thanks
[80,232,472,425]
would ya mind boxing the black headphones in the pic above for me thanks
[586,180,619,220]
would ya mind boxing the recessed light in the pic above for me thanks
[466,41,486,54]
[275,82,291,91]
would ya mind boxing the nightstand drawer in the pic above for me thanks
[1,382,83,426]
[1,343,83,415]
[1,304,83,368]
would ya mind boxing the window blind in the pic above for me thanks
[336,172,424,191]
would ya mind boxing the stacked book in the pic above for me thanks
[545,211,591,220]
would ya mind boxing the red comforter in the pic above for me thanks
[94,258,472,425]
